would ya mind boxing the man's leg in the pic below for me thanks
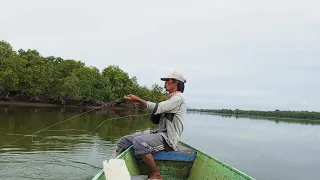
[132,134,165,179]
[116,130,151,156]
[141,154,161,179]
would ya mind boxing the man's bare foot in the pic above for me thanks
[149,172,162,180]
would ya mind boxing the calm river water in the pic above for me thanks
[0,105,319,180]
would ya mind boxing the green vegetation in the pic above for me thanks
[0,40,167,105]
[188,108,320,120]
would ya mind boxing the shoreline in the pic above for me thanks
[0,100,63,107]
[0,100,142,110]
[187,110,320,122]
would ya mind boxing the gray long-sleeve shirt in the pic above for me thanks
[146,93,187,151]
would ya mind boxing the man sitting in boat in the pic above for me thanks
[117,71,187,180]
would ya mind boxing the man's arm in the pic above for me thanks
[124,94,182,114]
[124,94,156,110]
[136,97,147,107]
[150,95,182,114]
[124,94,147,107]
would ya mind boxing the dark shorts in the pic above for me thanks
[116,130,166,155]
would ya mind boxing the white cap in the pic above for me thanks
[160,71,186,83]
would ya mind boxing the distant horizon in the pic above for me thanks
[186,107,319,112]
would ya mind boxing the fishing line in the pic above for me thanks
[45,129,90,133]
[32,113,151,143]
[0,106,101,148]
[0,97,127,148]
[6,133,35,137]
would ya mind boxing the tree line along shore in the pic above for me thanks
[2,39,318,119]
[187,108,320,121]
[0,40,167,108]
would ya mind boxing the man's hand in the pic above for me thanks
[123,94,147,107]
[124,94,140,102]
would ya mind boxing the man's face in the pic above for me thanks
[164,79,176,92]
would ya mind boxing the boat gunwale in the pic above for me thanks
[179,141,256,180]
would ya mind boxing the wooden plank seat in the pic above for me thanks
[135,144,197,162]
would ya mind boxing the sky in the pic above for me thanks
[1,0,319,111]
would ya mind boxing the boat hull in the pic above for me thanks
[92,141,255,180]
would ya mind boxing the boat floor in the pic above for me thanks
[133,143,196,180]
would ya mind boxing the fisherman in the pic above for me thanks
[116,71,187,180]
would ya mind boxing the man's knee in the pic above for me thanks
[116,136,132,153]
[118,136,127,143]
[117,136,126,146]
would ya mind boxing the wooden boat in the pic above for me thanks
[92,141,256,180]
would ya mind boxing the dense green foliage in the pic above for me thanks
[0,40,167,104]
[188,108,320,120]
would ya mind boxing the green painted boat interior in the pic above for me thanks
[92,142,255,180]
